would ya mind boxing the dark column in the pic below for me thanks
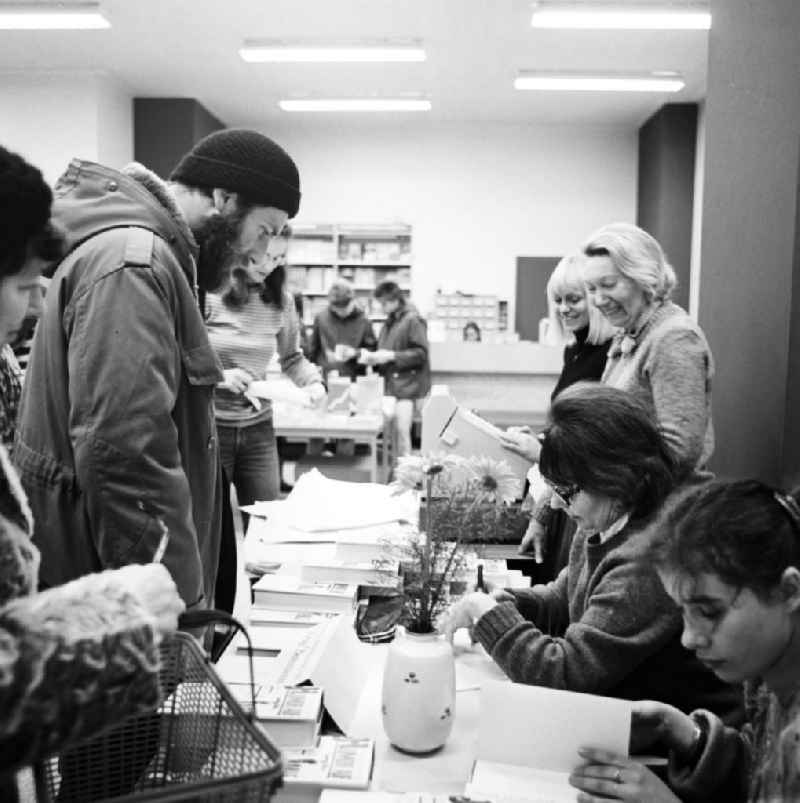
[698,0,800,484]
[637,103,698,312]
[133,98,225,179]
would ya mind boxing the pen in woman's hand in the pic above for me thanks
[475,564,487,593]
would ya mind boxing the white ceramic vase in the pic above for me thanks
[381,626,456,753]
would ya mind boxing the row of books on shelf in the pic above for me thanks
[288,266,412,293]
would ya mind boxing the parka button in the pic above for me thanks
[207,436,215,450]
[107,180,118,191]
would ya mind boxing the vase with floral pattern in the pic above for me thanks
[381,626,455,753]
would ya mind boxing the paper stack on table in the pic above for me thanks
[243,470,418,575]
[246,469,418,532]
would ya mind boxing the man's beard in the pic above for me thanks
[192,213,241,293]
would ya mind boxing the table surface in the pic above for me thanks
[219,608,501,795]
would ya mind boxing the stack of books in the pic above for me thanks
[254,685,324,748]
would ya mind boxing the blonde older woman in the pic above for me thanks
[582,222,713,477]
[512,226,714,557]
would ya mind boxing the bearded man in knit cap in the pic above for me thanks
[14,129,301,617]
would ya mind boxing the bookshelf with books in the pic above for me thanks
[287,223,412,335]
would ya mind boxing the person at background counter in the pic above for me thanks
[570,480,800,803]
[442,384,739,724]
[308,278,376,379]
[360,280,430,456]
[462,320,481,342]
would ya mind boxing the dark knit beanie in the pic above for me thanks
[170,128,301,217]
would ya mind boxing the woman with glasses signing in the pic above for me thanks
[443,384,739,721]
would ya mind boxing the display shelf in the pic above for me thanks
[431,292,510,342]
[287,224,412,333]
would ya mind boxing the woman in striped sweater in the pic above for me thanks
[205,226,325,509]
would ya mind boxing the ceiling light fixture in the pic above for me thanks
[279,98,432,112]
[0,2,110,29]
[241,40,426,63]
[530,2,711,30]
[514,72,685,92]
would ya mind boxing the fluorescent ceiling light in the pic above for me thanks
[240,43,426,63]
[530,3,711,30]
[514,73,685,92]
[279,99,432,112]
[0,3,110,29]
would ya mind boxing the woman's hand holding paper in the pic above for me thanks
[500,428,541,463]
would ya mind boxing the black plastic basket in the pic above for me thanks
[41,611,282,802]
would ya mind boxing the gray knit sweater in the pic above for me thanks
[472,516,740,718]
[602,301,714,475]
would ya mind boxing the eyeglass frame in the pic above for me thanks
[545,478,580,507]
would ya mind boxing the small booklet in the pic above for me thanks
[278,736,374,802]
[254,685,323,748]
[252,575,358,613]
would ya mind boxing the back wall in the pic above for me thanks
[264,120,637,331]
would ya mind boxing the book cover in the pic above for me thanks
[278,736,374,802]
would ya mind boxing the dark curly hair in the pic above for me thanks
[0,145,57,278]
[539,382,676,522]
[651,479,800,601]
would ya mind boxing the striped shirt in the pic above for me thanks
[205,288,322,426]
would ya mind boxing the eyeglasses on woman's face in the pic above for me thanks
[545,479,580,507]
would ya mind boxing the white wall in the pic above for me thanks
[267,121,637,322]
[0,71,132,185]
[95,73,133,172]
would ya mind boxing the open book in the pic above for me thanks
[466,681,632,803]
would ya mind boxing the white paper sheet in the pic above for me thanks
[247,378,310,407]
[264,469,418,532]
[477,682,631,773]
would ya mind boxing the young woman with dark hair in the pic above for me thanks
[571,480,800,803]
[205,225,325,508]
[443,383,739,722]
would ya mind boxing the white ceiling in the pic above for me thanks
[0,0,709,127]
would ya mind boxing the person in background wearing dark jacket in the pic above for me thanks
[443,384,740,726]
[309,278,377,379]
[14,129,297,617]
[360,280,430,457]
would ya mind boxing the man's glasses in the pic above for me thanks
[546,480,580,507]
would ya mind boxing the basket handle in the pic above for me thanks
[178,609,258,718]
